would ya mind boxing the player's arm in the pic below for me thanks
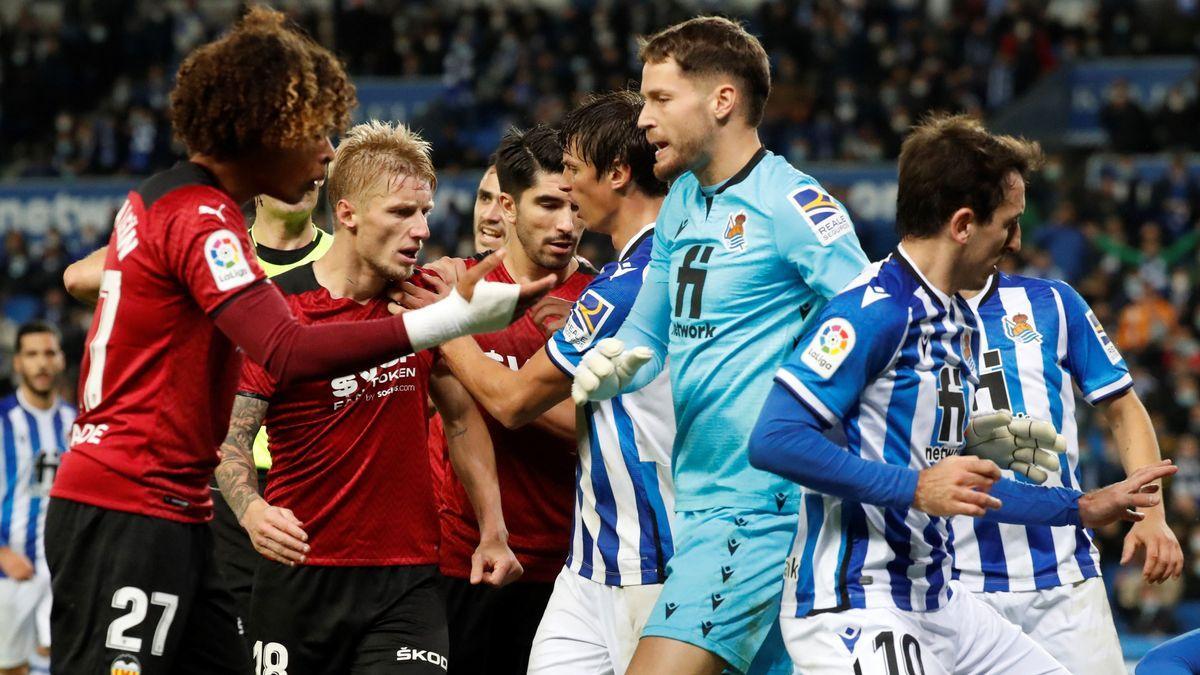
[0,420,33,580]
[1100,389,1183,583]
[214,394,309,566]
[214,249,553,387]
[430,365,524,587]
[1056,279,1183,583]
[1135,628,1200,675]
[773,183,870,300]
[439,338,572,432]
[63,245,107,305]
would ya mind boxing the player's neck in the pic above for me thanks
[694,127,762,187]
[312,234,388,303]
[610,194,663,254]
[17,386,55,412]
[190,154,259,205]
[898,238,965,297]
[503,243,575,288]
[252,210,316,251]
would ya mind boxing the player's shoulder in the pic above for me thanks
[823,256,918,330]
[271,261,322,298]
[996,272,1086,307]
[0,393,18,417]
[137,162,236,215]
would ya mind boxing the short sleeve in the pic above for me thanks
[238,350,277,400]
[773,288,906,426]
[1055,281,1132,404]
[160,190,267,314]
[547,273,630,376]
[773,181,870,299]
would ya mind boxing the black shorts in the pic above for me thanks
[440,574,553,675]
[250,561,448,674]
[209,469,268,634]
[44,497,249,675]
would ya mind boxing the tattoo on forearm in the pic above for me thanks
[215,395,268,521]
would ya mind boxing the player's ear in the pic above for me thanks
[948,207,974,245]
[499,191,517,222]
[609,162,632,192]
[334,198,357,232]
[711,81,738,123]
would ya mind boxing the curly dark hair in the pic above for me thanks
[169,6,357,159]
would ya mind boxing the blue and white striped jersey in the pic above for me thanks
[547,224,677,586]
[1,392,75,576]
[774,247,977,616]
[950,272,1130,592]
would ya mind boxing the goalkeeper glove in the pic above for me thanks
[965,409,1067,484]
[570,338,652,405]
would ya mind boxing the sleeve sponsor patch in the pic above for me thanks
[205,229,255,291]
[800,318,856,379]
[1085,310,1123,365]
[788,186,853,246]
[561,289,615,350]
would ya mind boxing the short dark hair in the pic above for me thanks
[16,321,61,352]
[494,125,564,199]
[560,91,668,198]
[639,16,771,127]
[896,114,1044,239]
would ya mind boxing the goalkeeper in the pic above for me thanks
[949,270,1183,674]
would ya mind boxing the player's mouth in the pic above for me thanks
[478,224,504,241]
[396,246,421,265]
[653,141,670,160]
[545,239,576,255]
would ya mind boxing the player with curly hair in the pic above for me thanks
[45,7,551,674]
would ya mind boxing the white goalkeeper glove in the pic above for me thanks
[964,410,1067,484]
[570,338,652,405]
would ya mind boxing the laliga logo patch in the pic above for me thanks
[111,654,141,675]
[1002,312,1042,343]
[1086,310,1123,366]
[801,319,856,380]
[789,186,853,246]
[562,290,614,349]
[722,211,748,253]
[204,229,254,291]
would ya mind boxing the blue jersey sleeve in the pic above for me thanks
[773,180,869,300]
[613,220,671,393]
[547,264,638,377]
[1136,629,1200,675]
[773,287,906,426]
[1054,281,1133,404]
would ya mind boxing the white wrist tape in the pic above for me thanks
[404,283,520,352]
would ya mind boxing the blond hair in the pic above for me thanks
[327,120,437,207]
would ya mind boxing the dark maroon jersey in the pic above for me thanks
[437,256,593,583]
[54,162,267,523]
[239,264,439,566]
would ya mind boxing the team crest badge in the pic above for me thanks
[1003,313,1042,343]
[722,211,748,253]
[111,654,141,675]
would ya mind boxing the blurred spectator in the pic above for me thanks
[1033,203,1091,282]
[1100,79,1154,153]
[1117,279,1179,354]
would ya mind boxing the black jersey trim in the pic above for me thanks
[137,161,223,208]
[713,146,767,196]
[254,228,326,266]
[271,262,322,296]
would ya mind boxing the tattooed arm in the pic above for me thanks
[216,394,310,566]
[430,363,523,587]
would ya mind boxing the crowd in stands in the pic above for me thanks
[2,0,1200,642]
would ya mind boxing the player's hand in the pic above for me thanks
[424,256,464,286]
[1122,510,1184,584]
[964,410,1066,484]
[391,269,452,313]
[1079,460,1178,529]
[0,547,34,581]
[459,249,555,317]
[239,498,310,566]
[913,455,1003,517]
[571,338,653,405]
[471,534,524,588]
[530,296,574,338]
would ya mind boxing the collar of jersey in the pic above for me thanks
[894,243,953,309]
[619,222,655,262]
[699,146,768,196]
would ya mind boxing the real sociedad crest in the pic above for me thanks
[1002,312,1042,343]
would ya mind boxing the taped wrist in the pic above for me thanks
[403,283,520,352]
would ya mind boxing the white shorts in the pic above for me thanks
[973,576,1124,675]
[780,581,1067,675]
[0,574,51,668]
[527,567,663,675]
